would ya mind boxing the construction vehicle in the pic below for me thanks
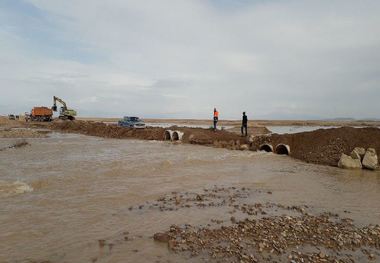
[52,96,77,120]
[30,107,53,122]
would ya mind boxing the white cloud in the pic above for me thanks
[1,0,380,119]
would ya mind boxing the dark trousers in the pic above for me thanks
[241,124,247,136]
[213,117,218,131]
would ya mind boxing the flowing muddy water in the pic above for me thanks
[0,133,380,262]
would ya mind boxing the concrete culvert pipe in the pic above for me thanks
[172,131,184,141]
[164,130,172,141]
[259,144,273,152]
[275,144,290,155]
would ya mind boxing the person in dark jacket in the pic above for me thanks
[241,112,248,136]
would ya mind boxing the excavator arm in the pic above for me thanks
[51,96,77,120]
[52,96,67,112]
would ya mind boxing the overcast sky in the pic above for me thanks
[0,0,379,119]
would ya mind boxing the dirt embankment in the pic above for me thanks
[251,127,380,166]
[78,117,380,128]
[50,121,167,140]
[50,120,249,145]
[34,120,380,168]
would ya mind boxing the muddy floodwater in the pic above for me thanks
[0,133,380,262]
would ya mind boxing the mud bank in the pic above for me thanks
[251,127,380,167]
[50,120,249,145]
[50,121,380,168]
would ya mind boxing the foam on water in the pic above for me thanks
[0,180,33,197]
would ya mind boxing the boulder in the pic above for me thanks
[350,150,361,160]
[338,154,362,169]
[362,148,378,170]
[351,147,366,160]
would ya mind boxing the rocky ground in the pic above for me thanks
[131,186,380,263]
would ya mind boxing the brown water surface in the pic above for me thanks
[0,133,379,262]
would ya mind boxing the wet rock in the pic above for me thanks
[153,232,170,242]
[338,154,362,169]
[362,148,378,170]
[240,144,249,151]
[350,149,361,160]
[352,147,366,160]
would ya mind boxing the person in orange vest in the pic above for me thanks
[213,108,219,131]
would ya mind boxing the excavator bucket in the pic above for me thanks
[52,105,57,111]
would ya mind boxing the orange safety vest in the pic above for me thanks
[214,111,219,118]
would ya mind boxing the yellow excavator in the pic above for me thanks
[52,96,77,120]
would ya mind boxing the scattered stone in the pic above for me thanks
[196,194,203,201]
[163,213,380,262]
[338,153,362,169]
[153,232,170,243]
[240,144,249,151]
[362,148,378,170]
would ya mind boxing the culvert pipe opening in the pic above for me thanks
[164,130,172,141]
[275,144,290,155]
[259,144,273,152]
[172,131,184,141]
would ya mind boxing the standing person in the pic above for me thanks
[241,112,248,136]
[213,108,219,131]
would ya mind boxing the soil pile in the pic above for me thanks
[50,120,248,145]
[51,120,167,140]
[251,127,380,166]
[173,126,247,145]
